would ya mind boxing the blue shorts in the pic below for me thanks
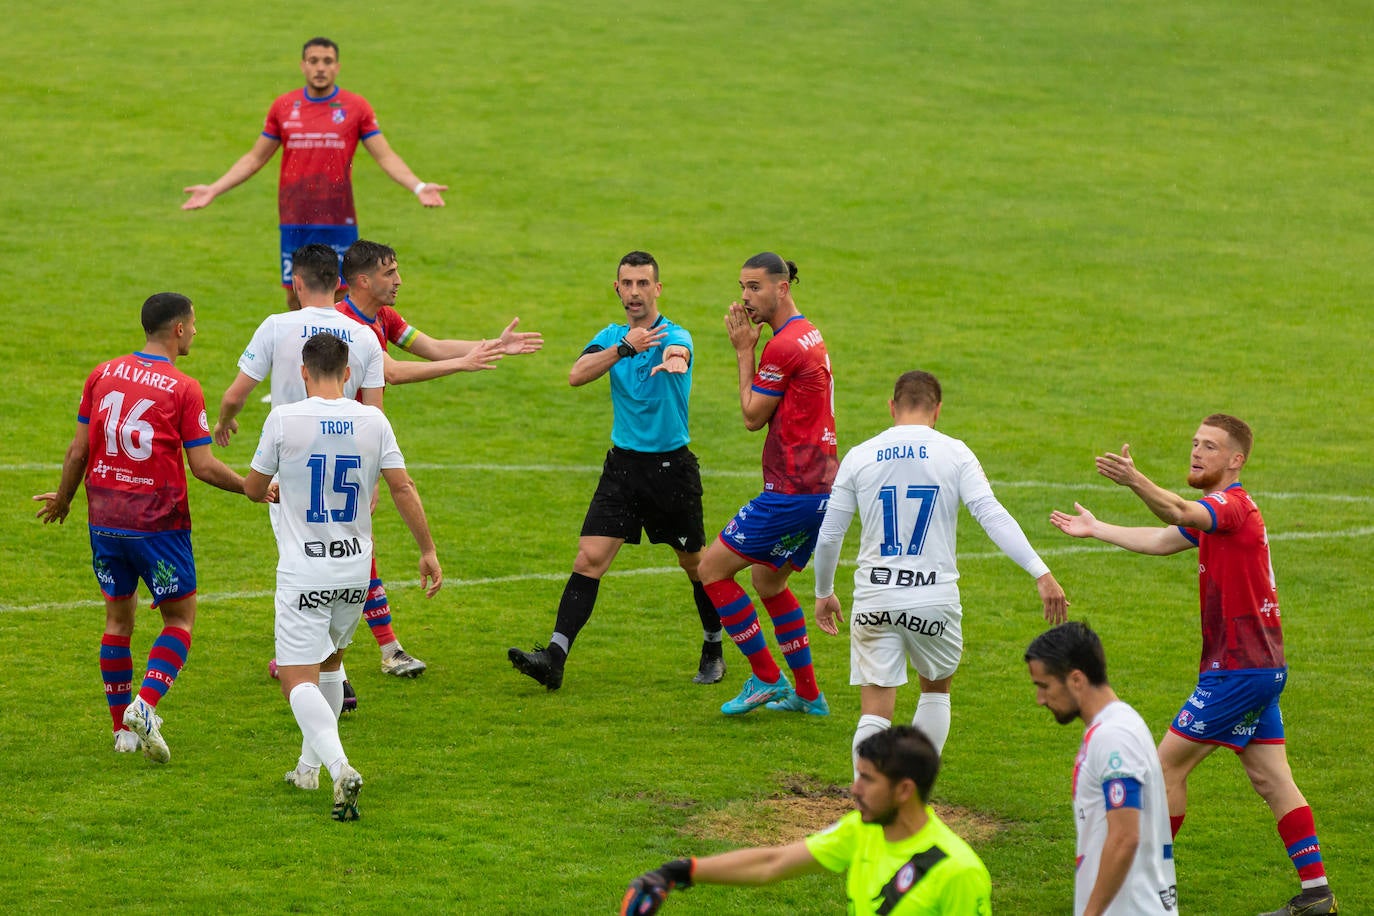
[89,528,197,608]
[717,491,829,571]
[279,225,357,288]
[1169,668,1287,752]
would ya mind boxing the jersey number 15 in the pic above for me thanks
[306,453,362,524]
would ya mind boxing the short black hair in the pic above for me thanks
[141,293,193,336]
[292,244,342,294]
[302,331,349,378]
[855,725,940,803]
[341,239,398,284]
[302,37,339,58]
[742,252,798,284]
[618,250,658,281]
[893,370,941,412]
[1025,621,1109,686]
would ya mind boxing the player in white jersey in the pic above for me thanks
[1027,621,1179,915]
[244,331,441,821]
[212,243,386,445]
[812,370,1067,768]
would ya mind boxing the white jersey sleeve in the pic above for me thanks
[813,457,859,598]
[237,316,277,383]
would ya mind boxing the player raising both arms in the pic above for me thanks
[182,37,447,311]
[34,293,261,763]
[1052,416,1337,916]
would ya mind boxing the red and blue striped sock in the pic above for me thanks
[100,634,133,732]
[363,558,396,646]
[705,580,781,684]
[136,626,191,707]
[1277,805,1328,885]
[763,589,818,701]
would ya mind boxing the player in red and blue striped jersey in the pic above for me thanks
[698,253,839,718]
[182,38,446,312]
[33,293,256,763]
[1052,415,1337,916]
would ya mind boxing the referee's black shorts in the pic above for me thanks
[580,446,706,551]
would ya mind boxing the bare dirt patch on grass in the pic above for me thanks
[681,773,1007,846]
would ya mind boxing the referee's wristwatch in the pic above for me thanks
[616,338,637,359]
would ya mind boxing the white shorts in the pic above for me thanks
[274,582,369,666]
[849,602,963,686]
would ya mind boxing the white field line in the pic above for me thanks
[6,525,1374,616]
[8,461,1370,503]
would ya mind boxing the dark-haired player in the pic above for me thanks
[182,37,446,311]
[34,293,254,762]
[338,238,541,676]
[697,253,838,717]
[620,725,990,915]
[1052,416,1337,916]
[1026,621,1177,915]
[507,250,724,690]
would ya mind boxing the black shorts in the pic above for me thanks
[581,446,706,551]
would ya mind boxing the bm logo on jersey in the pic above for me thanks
[304,538,364,559]
[869,567,936,587]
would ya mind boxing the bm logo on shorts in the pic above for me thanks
[870,567,936,587]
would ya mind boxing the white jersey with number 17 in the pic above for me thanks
[250,396,404,587]
[824,424,997,611]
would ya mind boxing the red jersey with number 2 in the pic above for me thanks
[78,352,212,534]
[1180,484,1285,671]
[752,315,838,496]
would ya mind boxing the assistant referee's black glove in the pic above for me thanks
[619,858,694,915]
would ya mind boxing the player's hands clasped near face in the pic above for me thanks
[724,302,761,351]
[815,593,845,636]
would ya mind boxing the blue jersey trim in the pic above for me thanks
[184,435,212,450]
[360,129,381,140]
[1101,776,1143,811]
[132,351,171,364]
[300,86,341,104]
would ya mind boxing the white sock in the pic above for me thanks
[319,669,345,718]
[853,714,892,778]
[289,682,347,781]
[379,640,399,656]
[913,692,952,757]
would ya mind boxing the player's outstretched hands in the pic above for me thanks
[1050,502,1097,539]
[620,859,694,916]
[458,338,505,372]
[815,594,845,636]
[1037,573,1069,625]
[181,185,217,210]
[32,492,71,525]
[1096,443,1147,488]
[213,418,238,447]
[415,183,448,207]
[496,317,544,355]
[418,552,443,598]
[724,302,761,351]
